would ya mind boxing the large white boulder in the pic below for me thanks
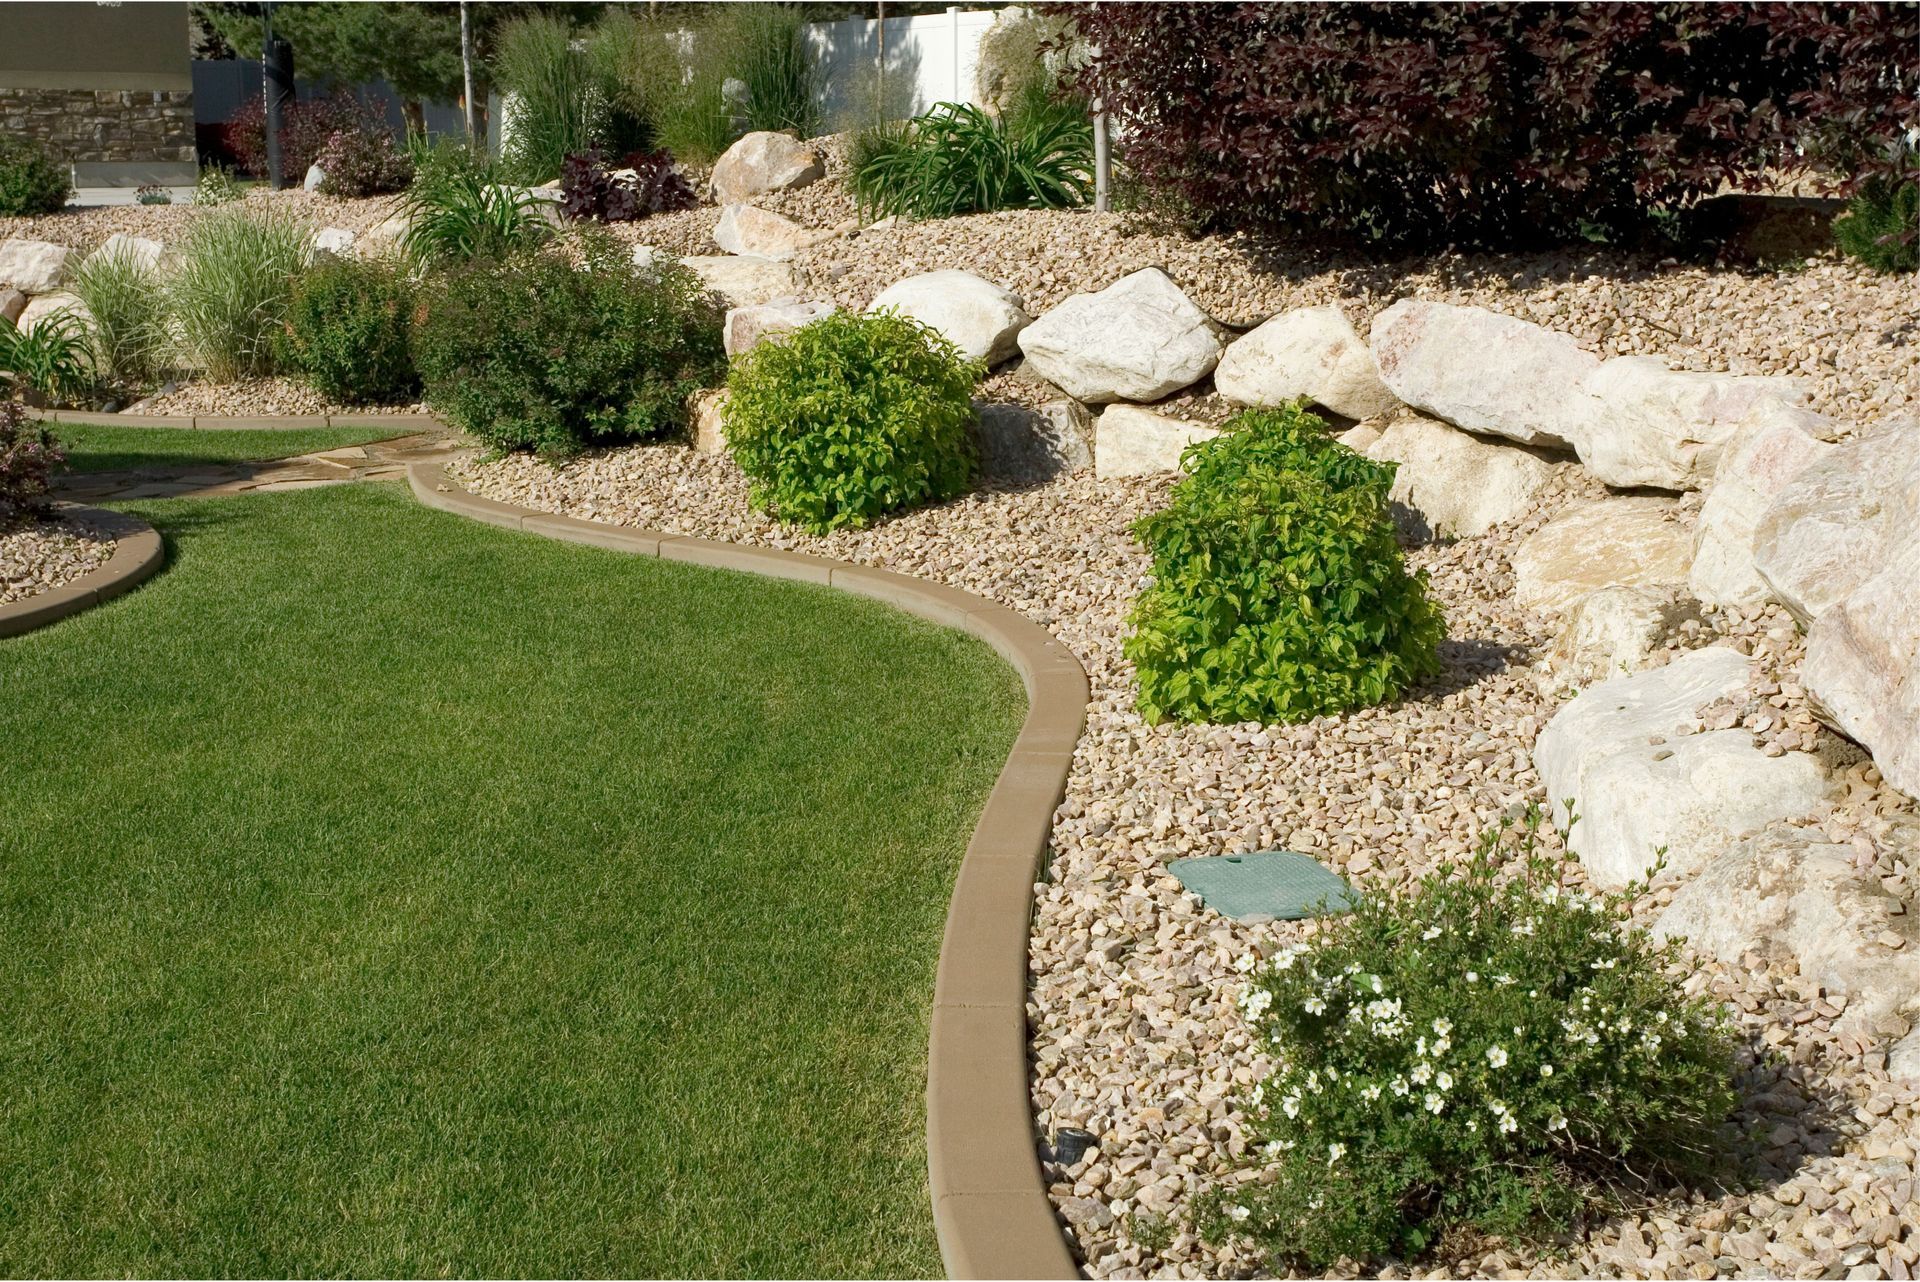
[303,163,326,192]
[96,232,165,272]
[1804,538,1920,800]
[0,238,73,294]
[1540,584,1701,692]
[683,255,799,309]
[1094,404,1220,479]
[1214,305,1398,420]
[1535,647,1836,888]
[1689,413,1834,609]
[1364,416,1554,540]
[712,203,831,262]
[1368,300,1593,450]
[16,291,89,334]
[1573,356,1816,491]
[723,297,835,358]
[972,399,1093,478]
[1017,268,1223,404]
[310,227,357,260]
[867,269,1031,366]
[709,131,824,206]
[1656,824,1920,1042]
[1751,419,1920,625]
[358,213,414,258]
[1512,497,1693,614]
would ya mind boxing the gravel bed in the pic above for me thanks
[128,377,425,420]
[460,429,1920,1280]
[0,512,117,605]
[0,187,404,255]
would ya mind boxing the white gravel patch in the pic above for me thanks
[0,512,116,604]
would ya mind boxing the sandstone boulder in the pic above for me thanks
[972,399,1093,478]
[1752,419,1920,625]
[1535,647,1836,888]
[1368,300,1593,449]
[16,292,89,334]
[358,213,414,258]
[1214,305,1399,420]
[97,232,165,272]
[1094,404,1220,480]
[1573,355,1815,491]
[0,239,72,295]
[1541,584,1702,691]
[1655,824,1920,1040]
[1364,416,1555,540]
[683,255,799,309]
[1689,413,1834,609]
[1804,538,1920,800]
[1017,269,1223,404]
[303,163,326,192]
[1335,423,1382,454]
[310,227,357,260]
[1512,497,1693,614]
[867,269,1031,366]
[709,131,824,205]
[691,388,729,455]
[712,203,831,261]
[723,297,836,358]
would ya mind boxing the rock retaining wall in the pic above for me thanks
[0,88,195,166]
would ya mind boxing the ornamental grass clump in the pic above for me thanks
[1125,404,1443,725]
[724,310,980,534]
[70,243,166,392]
[1207,813,1737,1267]
[167,205,307,382]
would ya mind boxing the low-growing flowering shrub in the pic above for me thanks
[276,257,417,405]
[313,123,413,198]
[221,93,366,180]
[0,397,65,520]
[1125,404,1444,724]
[1206,814,1737,1267]
[412,231,724,456]
[724,310,981,533]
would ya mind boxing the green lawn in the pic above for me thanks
[0,483,1024,1277]
[53,424,401,474]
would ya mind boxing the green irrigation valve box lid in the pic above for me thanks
[1168,851,1355,922]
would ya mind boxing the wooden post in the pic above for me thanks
[1093,97,1110,212]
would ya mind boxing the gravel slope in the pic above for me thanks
[1,513,116,605]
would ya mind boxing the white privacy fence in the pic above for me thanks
[802,8,999,127]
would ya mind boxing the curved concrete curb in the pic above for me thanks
[408,462,1085,1280]
[31,408,444,432]
[0,506,164,638]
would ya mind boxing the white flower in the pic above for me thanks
[1416,1035,1429,1058]
[1486,1045,1509,1069]
[1494,973,1516,987]
[1466,971,1479,983]
[1422,926,1443,941]
[1281,1094,1301,1120]
[1591,957,1617,970]
[1234,953,1259,974]
[1390,1076,1410,1097]
[1424,1092,1445,1114]
[1435,1071,1454,1092]
[1273,950,1297,971]
[1361,1084,1382,1102]
[1540,1063,1554,1078]
[1511,919,1536,937]
[1327,1142,1346,1166]
[1229,1204,1251,1222]
[1303,996,1327,1016]
[1411,1062,1433,1085]
[1370,975,1384,995]
[1548,1113,1569,1132]
[1431,1036,1451,1056]
[1432,1017,1453,1036]
[1240,989,1273,1019]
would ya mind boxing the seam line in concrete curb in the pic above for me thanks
[405,462,1083,1280]
[0,505,165,639]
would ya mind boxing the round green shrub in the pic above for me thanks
[1125,403,1444,724]
[724,310,981,533]
[1204,813,1736,1267]
[411,232,724,456]
[1835,178,1919,274]
[0,137,72,217]
[276,257,418,405]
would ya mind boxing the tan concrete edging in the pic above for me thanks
[30,409,446,432]
[0,506,164,638]
[407,461,1085,1280]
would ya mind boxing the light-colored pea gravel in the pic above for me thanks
[0,187,405,255]
[0,513,116,605]
[130,377,424,419]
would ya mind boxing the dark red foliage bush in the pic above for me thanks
[0,398,65,521]
[221,93,387,180]
[1057,2,1920,249]
[313,123,413,197]
[559,148,698,223]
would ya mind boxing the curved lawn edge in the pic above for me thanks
[31,409,444,433]
[0,506,165,639]
[407,462,1086,1281]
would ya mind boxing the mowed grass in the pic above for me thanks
[0,483,1025,1278]
[53,424,400,474]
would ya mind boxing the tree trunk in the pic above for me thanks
[402,99,426,139]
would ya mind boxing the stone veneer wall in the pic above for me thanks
[0,88,196,165]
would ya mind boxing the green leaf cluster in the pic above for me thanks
[1202,812,1738,1266]
[850,99,1093,222]
[275,257,419,406]
[724,310,980,534]
[1834,177,1919,274]
[1124,404,1444,725]
[0,136,71,217]
[411,231,724,457]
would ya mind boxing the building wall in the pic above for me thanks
[0,2,196,174]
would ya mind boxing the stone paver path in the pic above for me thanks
[53,430,467,502]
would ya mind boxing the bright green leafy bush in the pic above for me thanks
[850,99,1092,221]
[1835,178,1919,273]
[1125,404,1443,724]
[0,136,71,217]
[166,205,307,382]
[276,257,417,405]
[1205,812,1737,1267]
[0,396,65,519]
[412,233,724,456]
[0,312,94,407]
[70,243,166,392]
[725,310,980,533]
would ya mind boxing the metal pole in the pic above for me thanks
[1093,96,1110,213]
[460,0,476,145]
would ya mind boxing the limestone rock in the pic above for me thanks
[973,399,1093,478]
[1574,355,1816,491]
[0,239,72,294]
[16,291,89,334]
[723,297,836,358]
[1018,269,1223,404]
[867,269,1031,366]
[1369,300,1594,449]
[1512,497,1693,614]
[1655,824,1920,1039]
[1094,404,1220,480]
[1214,305,1398,420]
[683,255,799,309]
[97,232,165,271]
[1335,423,1382,454]
[358,213,414,258]
[303,163,325,192]
[1541,585,1702,691]
[1690,413,1834,608]
[310,227,357,260]
[691,389,729,456]
[712,203,832,262]
[709,131,824,206]
[1752,419,1920,625]
[1364,416,1555,540]
[1535,647,1836,887]
[1804,538,1920,799]
[0,288,25,326]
